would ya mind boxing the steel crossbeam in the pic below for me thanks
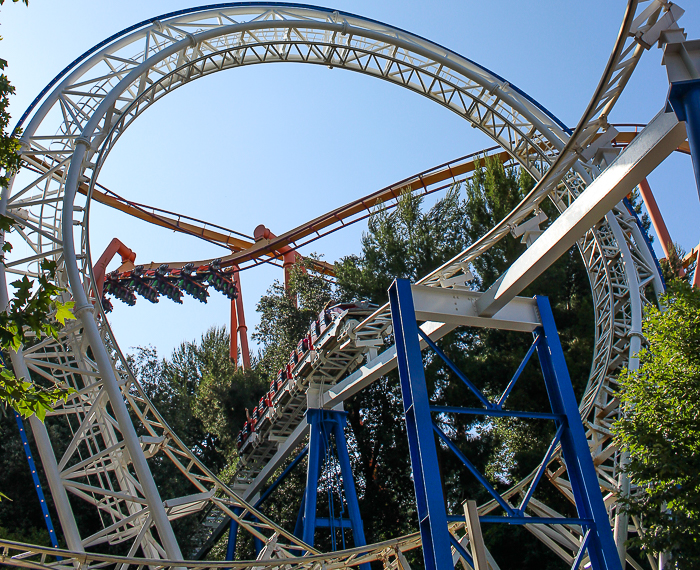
[0,1,682,568]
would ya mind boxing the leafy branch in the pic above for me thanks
[614,281,700,568]
[0,252,77,420]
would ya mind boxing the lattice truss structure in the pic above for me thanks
[0,1,686,568]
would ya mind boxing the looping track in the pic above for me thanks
[0,2,682,568]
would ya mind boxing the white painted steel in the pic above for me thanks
[475,111,686,318]
[411,285,541,332]
[241,422,310,501]
[0,1,679,568]
[321,321,456,410]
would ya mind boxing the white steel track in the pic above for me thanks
[0,2,684,569]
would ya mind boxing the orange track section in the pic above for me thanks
[94,126,689,276]
[83,186,254,251]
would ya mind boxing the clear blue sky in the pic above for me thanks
[2,1,699,358]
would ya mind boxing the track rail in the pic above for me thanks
[0,1,682,568]
[92,125,689,284]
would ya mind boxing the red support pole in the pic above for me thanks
[637,178,687,277]
[93,238,137,298]
[637,178,676,264]
[254,223,302,300]
[283,250,303,298]
[230,297,239,365]
[693,246,700,289]
[232,266,250,370]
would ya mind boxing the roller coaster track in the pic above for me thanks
[87,124,689,280]
[0,2,689,569]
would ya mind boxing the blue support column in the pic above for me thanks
[388,279,622,570]
[253,533,263,555]
[14,412,61,558]
[302,408,369,570]
[225,507,243,561]
[668,79,700,199]
[331,415,367,549]
[294,493,305,539]
[534,296,622,570]
[302,411,324,547]
[388,279,454,570]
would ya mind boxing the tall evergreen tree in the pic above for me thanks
[254,257,334,380]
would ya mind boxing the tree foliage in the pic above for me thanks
[0,66,21,190]
[614,281,700,568]
[0,19,78,496]
[189,328,267,462]
[254,257,333,380]
[659,242,687,285]
[131,329,268,471]
[125,331,267,556]
[0,258,76,420]
[0,157,595,564]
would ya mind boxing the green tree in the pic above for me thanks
[659,242,687,285]
[189,328,267,462]
[130,329,268,472]
[254,256,334,380]
[125,330,268,557]
[614,280,700,568]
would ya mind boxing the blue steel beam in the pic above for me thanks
[449,535,475,568]
[432,422,517,517]
[225,507,243,561]
[14,412,60,556]
[534,296,622,570]
[496,335,540,407]
[518,424,565,513]
[444,516,593,525]
[330,413,368,551]
[389,278,454,570]
[315,518,354,529]
[429,406,563,421]
[668,78,700,200]
[417,329,491,408]
[302,412,324,547]
[256,446,308,507]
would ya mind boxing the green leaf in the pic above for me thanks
[613,281,700,564]
[0,214,14,233]
[54,300,76,325]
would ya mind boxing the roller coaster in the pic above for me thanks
[1,2,699,570]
